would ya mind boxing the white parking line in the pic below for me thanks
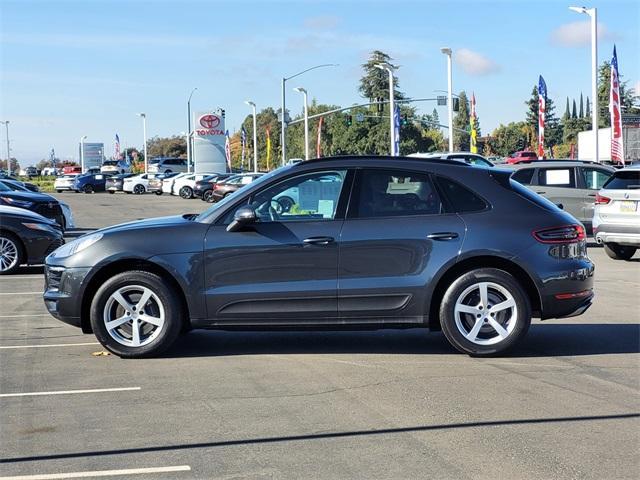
[0,292,42,295]
[0,387,140,398]
[0,342,99,350]
[0,314,50,318]
[0,465,191,480]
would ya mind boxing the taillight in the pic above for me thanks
[533,225,586,244]
[595,193,611,205]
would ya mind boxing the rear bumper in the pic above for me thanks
[594,224,640,246]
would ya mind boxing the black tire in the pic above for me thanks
[133,184,145,195]
[108,190,115,194]
[125,191,132,194]
[0,232,25,275]
[90,271,184,358]
[83,185,94,194]
[179,186,193,199]
[603,243,636,260]
[439,268,531,356]
[56,190,63,193]
[155,190,163,196]
[202,190,212,202]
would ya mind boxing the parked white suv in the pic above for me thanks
[171,173,216,199]
[593,166,640,260]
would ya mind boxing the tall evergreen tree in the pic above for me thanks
[585,97,590,117]
[579,93,584,118]
[564,97,570,120]
[453,91,470,151]
[572,99,577,119]
[431,108,440,127]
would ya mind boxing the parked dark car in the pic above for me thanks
[148,172,178,195]
[0,177,39,192]
[0,206,64,274]
[106,173,135,194]
[509,160,615,232]
[72,173,113,193]
[0,182,65,227]
[210,173,264,202]
[44,156,594,358]
[195,173,234,202]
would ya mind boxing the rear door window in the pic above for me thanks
[352,169,443,218]
[538,168,575,188]
[581,168,612,190]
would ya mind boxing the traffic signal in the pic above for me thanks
[453,98,460,112]
[401,115,408,126]
[345,114,352,126]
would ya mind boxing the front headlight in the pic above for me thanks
[22,222,58,233]
[50,233,103,258]
[1,197,34,208]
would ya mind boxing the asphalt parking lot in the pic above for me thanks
[1,192,639,480]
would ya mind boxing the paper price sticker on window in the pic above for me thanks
[545,169,570,185]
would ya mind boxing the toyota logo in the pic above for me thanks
[199,115,220,129]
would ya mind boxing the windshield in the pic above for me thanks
[196,166,291,223]
[603,170,640,189]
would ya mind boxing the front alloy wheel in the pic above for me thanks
[179,186,193,199]
[133,184,145,195]
[90,271,183,357]
[0,233,23,275]
[439,268,531,356]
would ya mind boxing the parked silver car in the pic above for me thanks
[147,157,188,174]
[509,160,615,232]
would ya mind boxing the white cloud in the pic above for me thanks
[454,49,500,76]
[550,21,614,47]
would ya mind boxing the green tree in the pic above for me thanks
[579,93,584,118]
[359,50,405,114]
[572,99,577,119]
[453,91,470,151]
[147,136,187,158]
[488,122,529,156]
[563,97,570,121]
[597,60,640,127]
[586,97,591,117]
[525,85,562,147]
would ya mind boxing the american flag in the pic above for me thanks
[610,45,624,165]
[537,76,546,160]
[114,134,121,160]
[224,130,231,172]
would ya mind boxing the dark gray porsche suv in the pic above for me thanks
[44,156,594,358]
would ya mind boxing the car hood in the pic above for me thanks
[98,214,197,235]
[0,190,56,203]
[0,205,57,222]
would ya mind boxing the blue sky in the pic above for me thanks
[1,0,639,164]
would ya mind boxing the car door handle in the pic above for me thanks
[427,232,459,241]
[536,191,546,194]
[303,236,335,245]
[587,193,596,197]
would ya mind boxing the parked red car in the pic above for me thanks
[506,151,538,164]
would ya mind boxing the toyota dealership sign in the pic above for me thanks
[193,110,227,173]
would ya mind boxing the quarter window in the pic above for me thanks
[512,168,534,185]
[581,168,612,190]
[435,176,488,213]
[354,169,442,218]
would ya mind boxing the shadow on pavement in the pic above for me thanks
[15,265,44,275]
[164,323,640,358]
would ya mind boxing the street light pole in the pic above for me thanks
[441,47,454,152]
[375,64,396,156]
[137,113,148,173]
[293,87,310,160]
[245,101,258,172]
[0,121,10,175]
[187,88,197,173]
[281,63,338,166]
[569,6,599,162]
[80,135,87,173]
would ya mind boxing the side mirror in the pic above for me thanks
[226,206,257,232]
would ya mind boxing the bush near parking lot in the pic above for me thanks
[18,175,55,192]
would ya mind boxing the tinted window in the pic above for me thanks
[581,168,612,190]
[509,179,560,212]
[603,170,640,189]
[512,168,535,185]
[435,176,488,213]
[538,168,575,187]
[354,169,442,218]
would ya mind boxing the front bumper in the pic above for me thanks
[43,266,91,329]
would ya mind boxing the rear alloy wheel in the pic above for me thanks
[603,243,636,261]
[439,268,531,356]
[133,184,145,195]
[203,190,214,203]
[0,233,23,275]
[155,190,163,196]
[90,271,183,358]
[83,184,94,194]
[179,186,193,199]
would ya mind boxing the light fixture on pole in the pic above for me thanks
[187,88,197,173]
[293,87,310,160]
[440,47,454,153]
[79,135,87,173]
[569,6,598,162]
[281,63,338,166]
[137,113,148,173]
[244,101,258,172]
[0,121,10,175]
[374,63,396,156]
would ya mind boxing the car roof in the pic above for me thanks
[509,160,615,170]
[299,155,478,170]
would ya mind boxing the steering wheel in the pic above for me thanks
[268,200,281,221]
